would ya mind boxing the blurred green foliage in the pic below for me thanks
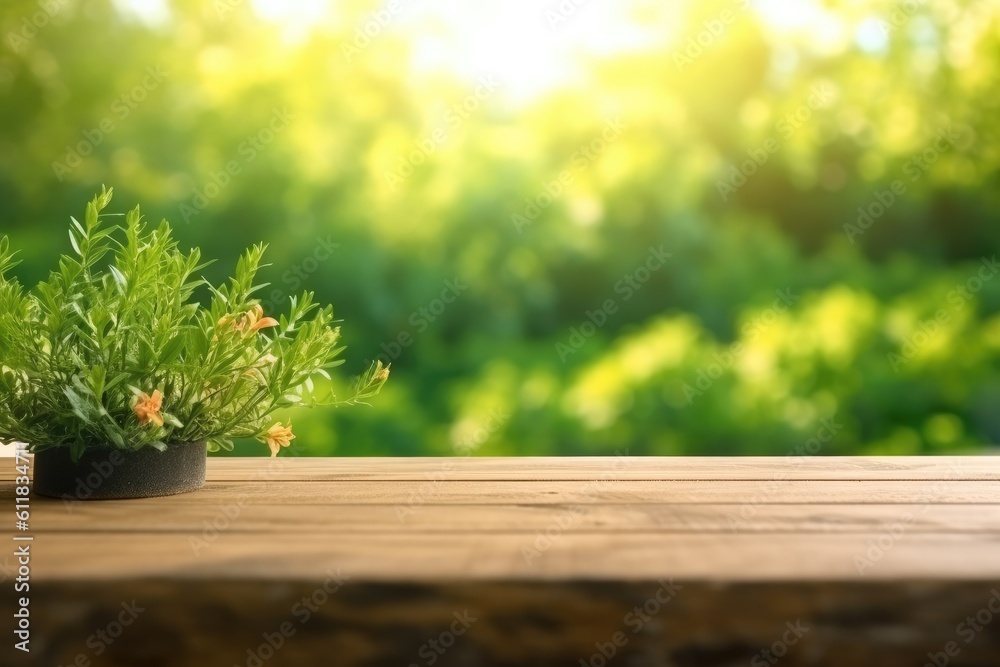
[1,0,998,456]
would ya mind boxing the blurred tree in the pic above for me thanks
[1,0,997,456]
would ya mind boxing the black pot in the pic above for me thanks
[33,442,207,500]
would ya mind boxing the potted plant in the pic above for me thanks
[0,187,388,499]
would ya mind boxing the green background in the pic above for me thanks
[1,0,998,456]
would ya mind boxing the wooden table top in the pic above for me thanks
[7,456,1000,582]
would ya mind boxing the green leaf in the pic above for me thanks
[108,265,127,290]
[69,440,86,462]
[107,429,125,448]
[68,229,83,256]
[208,438,234,452]
[63,387,91,423]
[158,334,187,364]
[162,413,184,428]
[106,373,130,392]
[89,365,107,398]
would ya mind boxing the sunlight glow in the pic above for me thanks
[399,0,663,100]
[251,0,331,28]
[752,0,851,55]
[114,0,879,99]
[855,17,890,54]
[113,0,171,26]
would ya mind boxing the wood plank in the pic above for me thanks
[11,478,998,504]
[29,502,1000,534]
[30,532,1000,581]
[8,454,1000,664]
[4,455,1000,482]
[203,455,1000,480]
[7,453,1000,666]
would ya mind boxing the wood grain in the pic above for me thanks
[195,455,1000,481]
[4,454,1000,481]
[30,502,1000,534]
[13,478,998,505]
[5,455,1000,666]
[29,531,1000,582]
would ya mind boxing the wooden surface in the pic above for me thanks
[8,456,1000,582]
[4,456,1000,666]
[195,456,1000,480]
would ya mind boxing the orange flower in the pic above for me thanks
[265,422,295,457]
[134,390,164,427]
[244,305,279,333]
[215,306,278,339]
